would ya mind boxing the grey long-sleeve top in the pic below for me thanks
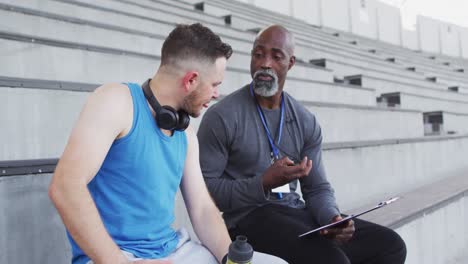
[197,85,340,229]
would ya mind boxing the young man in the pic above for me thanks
[198,25,407,264]
[49,23,285,264]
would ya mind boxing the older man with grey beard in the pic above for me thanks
[197,25,407,264]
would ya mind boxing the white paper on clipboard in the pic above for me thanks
[298,197,400,238]
[272,184,290,193]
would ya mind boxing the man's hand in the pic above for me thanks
[262,156,312,190]
[320,215,355,244]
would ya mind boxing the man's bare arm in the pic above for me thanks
[49,84,133,264]
[180,126,231,263]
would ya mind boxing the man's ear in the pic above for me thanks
[182,71,199,93]
[288,55,296,70]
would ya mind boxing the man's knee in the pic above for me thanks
[368,225,406,263]
[277,238,351,264]
[384,228,407,261]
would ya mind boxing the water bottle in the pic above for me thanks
[227,235,254,264]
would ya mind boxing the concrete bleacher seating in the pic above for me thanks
[343,74,468,102]
[2,77,421,161]
[0,2,337,84]
[423,110,468,136]
[0,173,69,263]
[186,0,463,81]
[313,58,452,90]
[3,137,468,263]
[435,111,468,135]
[190,0,468,98]
[2,0,468,263]
[56,1,462,92]
[354,170,468,264]
[379,92,468,114]
[0,36,374,106]
[323,135,468,209]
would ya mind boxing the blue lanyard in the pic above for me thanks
[249,83,285,160]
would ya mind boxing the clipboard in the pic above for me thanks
[298,197,400,238]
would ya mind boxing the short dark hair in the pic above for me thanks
[161,23,232,67]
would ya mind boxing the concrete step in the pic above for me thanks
[222,12,434,79]
[8,0,463,93]
[313,59,451,91]
[335,29,468,76]
[438,111,468,135]
[0,34,375,103]
[423,111,468,136]
[2,135,468,262]
[0,0,254,51]
[0,170,69,264]
[0,85,87,161]
[351,170,468,264]
[378,92,468,114]
[77,0,225,26]
[190,0,468,75]
[302,101,424,143]
[0,76,388,160]
[348,33,468,76]
[344,74,468,103]
[24,0,436,87]
[322,135,468,211]
[192,1,468,89]
[0,7,333,83]
[193,98,424,143]
[379,54,468,84]
[188,0,468,87]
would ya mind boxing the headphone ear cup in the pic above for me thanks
[175,110,190,131]
[156,106,179,130]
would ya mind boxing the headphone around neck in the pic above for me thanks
[141,79,190,131]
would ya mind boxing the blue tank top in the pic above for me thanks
[69,83,187,264]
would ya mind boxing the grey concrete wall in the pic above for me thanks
[440,23,462,58]
[0,38,376,105]
[0,87,87,161]
[0,174,70,264]
[320,0,351,32]
[349,0,378,39]
[1,1,468,263]
[0,6,334,83]
[253,0,291,16]
[0,38,152,84]
[0,0,252,49]
[402,29,418,51]
[443,112,468,134]
[193,101,423,143]
[186,0,468,59]
[308,104,423,142]
[417,16,441,54]
[291,0,321,26]
[324,136,468,210]
[321,59,440,88]
[375,1,401,46]
[360,76,468,103]
[3,172,467,264]
[0,84,378,160]
[395,194,468,264]
[400,93,468,114]
[461,28,468,59]
[18,0,464,92]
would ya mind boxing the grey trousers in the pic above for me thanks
[87,228,288,264]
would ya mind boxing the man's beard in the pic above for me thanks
[181,89,202,118]
[252,69,279,97]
